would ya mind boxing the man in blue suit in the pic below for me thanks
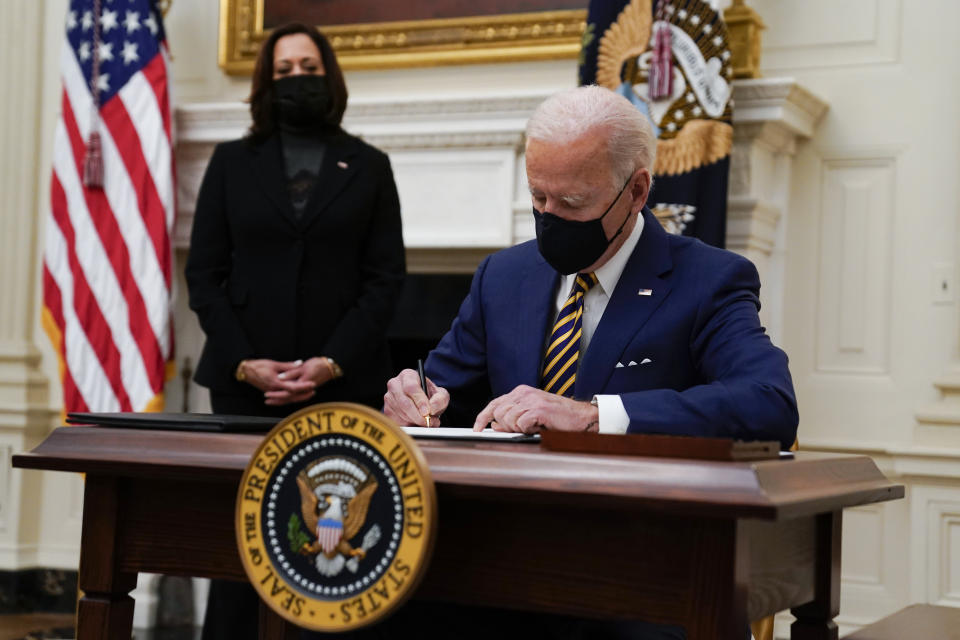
[384,85,797,451]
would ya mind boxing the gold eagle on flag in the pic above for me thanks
[595,0,734,177]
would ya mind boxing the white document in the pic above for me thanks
[401,426,539,441]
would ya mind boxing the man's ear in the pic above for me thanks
[631,168,652,210]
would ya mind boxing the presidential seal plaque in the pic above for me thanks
[236,403,437,632]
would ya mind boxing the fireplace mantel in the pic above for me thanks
[175,79,827,295]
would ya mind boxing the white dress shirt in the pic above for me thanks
[549,211,644,434]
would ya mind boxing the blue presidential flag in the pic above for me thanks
[579,0,733,248]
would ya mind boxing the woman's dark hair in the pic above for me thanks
[248,23,348,140]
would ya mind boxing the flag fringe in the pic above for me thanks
[41,305,70,425]
[83,131,104,188]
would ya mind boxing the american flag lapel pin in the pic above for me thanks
[638,288,653,296]
[337,160,348,169]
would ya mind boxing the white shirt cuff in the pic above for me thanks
[594,395,629,434]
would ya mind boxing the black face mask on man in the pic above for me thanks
[272,75,333,130]
[533,177,633,275]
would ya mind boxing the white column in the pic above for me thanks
[0,0,61,568]
[726,78,828,341]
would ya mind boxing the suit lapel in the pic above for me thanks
[250,135,299,228]
[299,133,361,230]
[575,209,674,398]
[515,254,560,388]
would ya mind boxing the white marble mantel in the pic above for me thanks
[175,77,827,337]
[173,78,830,361]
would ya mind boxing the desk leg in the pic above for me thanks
[685,518,749,640]
[77,476,138,640]
[790,511,842,640]
[258,601,299,640]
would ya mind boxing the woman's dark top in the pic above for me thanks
[280,129,325,219]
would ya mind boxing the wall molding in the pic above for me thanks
[760,0,903,71]
[732,77,829,143]
[0,544,80,572]
[174,79,828,277]
[799,439,960,480]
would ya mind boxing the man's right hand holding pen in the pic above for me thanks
[383,368,449,427]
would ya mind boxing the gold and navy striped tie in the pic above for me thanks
[541,272,599,398]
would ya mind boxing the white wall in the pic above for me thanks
[751,0,960,635]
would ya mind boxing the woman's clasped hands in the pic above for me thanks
[237,357,336,406]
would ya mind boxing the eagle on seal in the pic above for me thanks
[295,456,378,573]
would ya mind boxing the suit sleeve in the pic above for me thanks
[320,153,406,373]
[620,256,799,450]
[184,144,256,370]
[424,256,494,425]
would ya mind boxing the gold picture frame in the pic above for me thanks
[218,0,587,73]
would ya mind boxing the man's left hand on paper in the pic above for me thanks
[473,385,599,434]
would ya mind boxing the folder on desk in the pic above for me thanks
[540,431,782,461]
[66,412,279,433]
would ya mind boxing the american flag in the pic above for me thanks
[41,0,175,413]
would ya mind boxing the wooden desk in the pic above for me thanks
[14,427,903,640]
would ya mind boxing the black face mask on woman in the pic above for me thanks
[533,177,633,275]
[272,75,333,130]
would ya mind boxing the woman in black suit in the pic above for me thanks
[185,23,404,639]
[186,23,404,419]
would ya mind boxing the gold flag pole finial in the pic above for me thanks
[724,0,765,79]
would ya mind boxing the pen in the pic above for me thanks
[417,359,432,427]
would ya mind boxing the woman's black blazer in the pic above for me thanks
[185,131,405,407]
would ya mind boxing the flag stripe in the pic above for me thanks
[148,45,174,144]
[44,225,112,413]
[50,172,128,410]
[42,294,89,415]
[105,92,172,288]
[40,268,83,414]
[117,62,174,277]
[42,266,66,341]
[60,93,166,395]
[62,366,89,413]
[137,53,174,184]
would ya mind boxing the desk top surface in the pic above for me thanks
[14,426,903,520]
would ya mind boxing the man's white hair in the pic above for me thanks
[526,85,657,187]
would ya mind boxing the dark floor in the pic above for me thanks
[135,627,202,640]
[0,616,201,640]
[0,614,74,640]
